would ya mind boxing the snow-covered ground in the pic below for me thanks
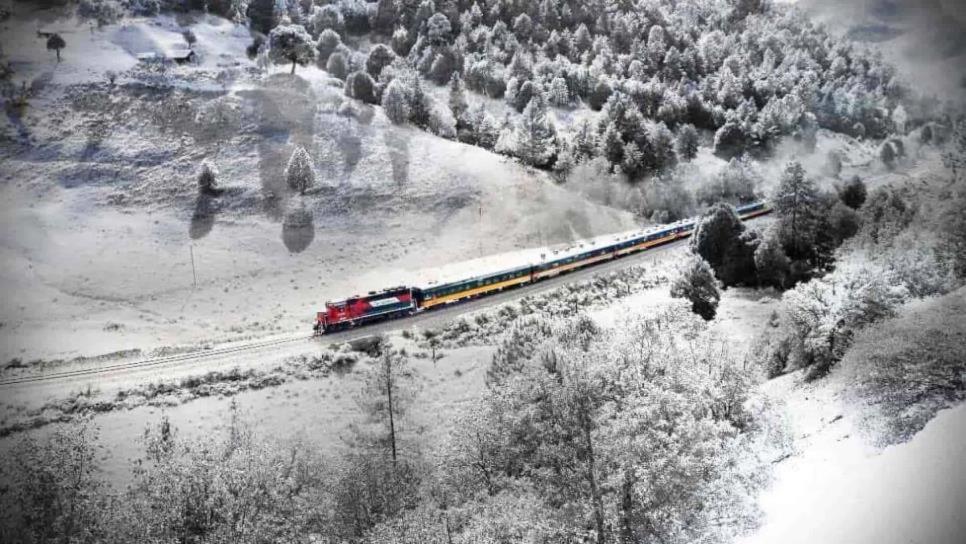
[0,8,639,364]
[743,373,966,544]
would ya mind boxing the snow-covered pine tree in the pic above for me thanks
[754,231,791,290]
[548,76,570,107]
[650,121,677,171]
[285,146,315,195]
[247,0,276,35]
[599,122,624,167]
[448,73,469,124]
[775,161,821,262]
[515,95,556,168]
[409,76,431,128]
[197,161,217,194]
[268,24,316,74]
[676,123,699,161]
[470,103,500,149]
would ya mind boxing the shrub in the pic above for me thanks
[671,253,721,320]
[839,175,867,209]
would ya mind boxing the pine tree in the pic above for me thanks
[471,103,500,149]
[690,203,758,286]
[356,345,417,462]
[447,73,469,124]
[621,141,643,177]
[409,76,431,128]
[754,232,791,289]
[285,146,315,195]
[548,76,570,107]
[515,95,556,167]
[650,121,677,171]
[599,123,624,166]
[588,79,612,111]
[775,161,820,262]
[676,124,699,161]
[247,0,277,35]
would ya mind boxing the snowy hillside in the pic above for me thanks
[0,8,640,362]
[1,1,964,543]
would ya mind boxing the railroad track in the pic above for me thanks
[0,335,312,387]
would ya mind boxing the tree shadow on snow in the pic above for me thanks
[385,128,410,187]
[189,193,219,240]
[281,199,315,253]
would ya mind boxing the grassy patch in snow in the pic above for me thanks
[0,346,371,437]
[837,289,966,445]
[416,262,670,349]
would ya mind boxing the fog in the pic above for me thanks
[792,0,966,103]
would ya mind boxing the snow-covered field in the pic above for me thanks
[0,9,638,364]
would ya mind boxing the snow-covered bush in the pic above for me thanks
[268,24,316,74]
[671,252,721,320]
[839,175,867,210]
[315,29,341,65]
[77,0,122,28]
[782,266,909,378]
[365,44,394,79]
[427,102,456,140]
[344,71,376,104]
[381,78,410,124]
[325,51,348,79]
[695,154,760,206]
[193,95,241,138]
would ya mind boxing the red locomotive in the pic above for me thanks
[314,286,417,334]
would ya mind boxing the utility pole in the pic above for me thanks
[384,349,397,465]
[190,244,197,286]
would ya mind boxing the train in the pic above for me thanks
[313,201,771,334]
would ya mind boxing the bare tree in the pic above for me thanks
[355,343,417,464]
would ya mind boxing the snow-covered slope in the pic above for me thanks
[743,374,966,544]
[0,9,638,363]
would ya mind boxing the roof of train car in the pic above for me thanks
[409,201,765,293]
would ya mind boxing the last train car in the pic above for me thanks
[315,286,417,333]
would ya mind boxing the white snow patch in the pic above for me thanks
[742,374,966,544]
